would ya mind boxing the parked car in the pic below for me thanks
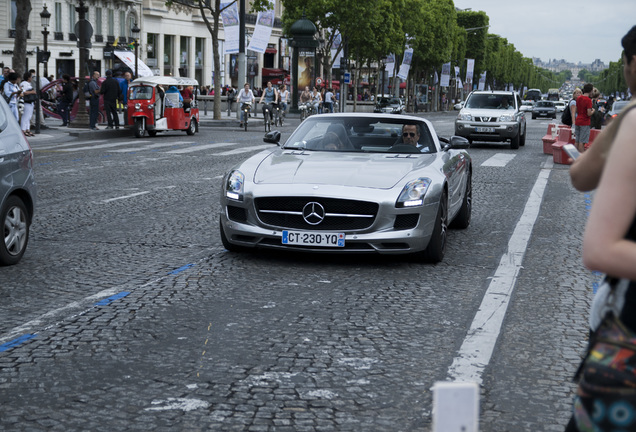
[605,100,631,125]
[220,113,472,263]
[0,98,36,265]
[520,100,534,112]
[454,90,527,149]
[531,100,557,119]
[554,101,566,113]
[373,97,404,114]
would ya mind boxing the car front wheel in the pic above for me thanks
[417,192,448,263]
[450,172,471,229]
[1,196,30,266]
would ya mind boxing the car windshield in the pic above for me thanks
[282,116,436,154]
[130,85,153,100]
[536,101,554,107]
[377,97,401,107]
[612,101,630,114]
[466,94,514,109]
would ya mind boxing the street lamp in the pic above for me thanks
[40,4,51,77]
[131,22,140,78]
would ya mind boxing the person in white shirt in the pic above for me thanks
[323,88,334,113]
[235,83,255,126]
[278,84,289,117]
[4,72,22,121]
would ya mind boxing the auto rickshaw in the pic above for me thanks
[127,76,199,138]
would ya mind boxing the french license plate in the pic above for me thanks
[475,127,495,133]
[282,231,345,247]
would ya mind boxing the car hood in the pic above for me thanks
[253,151,435,189]
[463,108,514,117]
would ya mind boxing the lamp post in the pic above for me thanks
[131,22,140,79]
[40,4,51,77]
[70,0,91,129]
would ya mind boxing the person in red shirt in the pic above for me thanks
[180,86,193,110]
[574,83,595,152]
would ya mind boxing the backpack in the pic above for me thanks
[83,81,91,98]
[561,99,573,126]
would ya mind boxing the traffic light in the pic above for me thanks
[37,50,50,63]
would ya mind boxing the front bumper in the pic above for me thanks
[454,120,520,142]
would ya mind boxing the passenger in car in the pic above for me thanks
[322,132,345,151]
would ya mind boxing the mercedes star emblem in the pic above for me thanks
[302,202,325,225]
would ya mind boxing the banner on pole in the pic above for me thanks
[221,2,240,54]
[247,0,276,53]
[397,48,413,80]
[478,71,487,90]
[466,59,475,84]
[440,62,451,87]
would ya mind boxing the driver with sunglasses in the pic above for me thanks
[400,124,429,152]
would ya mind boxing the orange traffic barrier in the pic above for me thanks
[552,127,575,165]
[542,124,558,154]
[585,128,602,150]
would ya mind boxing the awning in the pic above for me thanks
[261,68,287,77]
[114,50,154,77]
[265,47,277,54]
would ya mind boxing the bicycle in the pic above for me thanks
[273,103,284,127]
[240,102,252,131]
[299,102,309,122]
[263,106,273,132]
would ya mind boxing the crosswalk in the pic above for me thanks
[33,139,276,156]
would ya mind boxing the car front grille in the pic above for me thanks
[475,117,497,122]
[254,197,378,231]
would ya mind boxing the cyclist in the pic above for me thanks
[236,82,255,127]
[259,81,278,125]
[278,84,290,118]
[311,86,322,114]
[323,88,334,113]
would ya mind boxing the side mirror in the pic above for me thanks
[441,135,470,151]
[264,130,281,144]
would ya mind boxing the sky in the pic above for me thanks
[452,0,635,65]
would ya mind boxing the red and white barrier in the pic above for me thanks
[552,127,575,165]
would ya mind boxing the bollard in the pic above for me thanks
[552,127,575,165]
[541,123,558,155]
[432,381,479,432]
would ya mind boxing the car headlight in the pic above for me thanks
[457,113,472,121]
[135,103,142,110]
[396,178,432,208]
[225,170,245,201]
[499,114,514,122]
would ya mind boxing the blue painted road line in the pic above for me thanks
[94,291,131,306]
[168,263,194,275]
[0,333,37,352]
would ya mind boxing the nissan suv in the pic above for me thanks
[454,90,526,149]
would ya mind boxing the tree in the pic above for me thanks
[167,0,270,120]
[12,0,32,76]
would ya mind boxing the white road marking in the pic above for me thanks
[107,141,197,152]
[101,191,151,203]
[164,142,240,154]
[216,144,274,156]
[447,157,553,384]
[481,153,516,167]
[36,140,109,150]
[58,141,144,152]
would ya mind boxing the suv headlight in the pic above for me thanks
[457,113,472,121]
[225,170,245,201]
[396,178,432,208]
[499,114,514,122]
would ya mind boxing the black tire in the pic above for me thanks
[417,192,448,263]
[532,114,536,120]
[134,119,145,138]
[0,196,30,266]
[148,130,157,137]
[244,118,248,132]
[519,126,526,146]
[186,118,197,135]
[450,171,472,229]
[220,220,248,253]
[510,132,520,149]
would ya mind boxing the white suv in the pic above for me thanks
[454,90,527,149]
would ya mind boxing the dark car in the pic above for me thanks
[531,100,557,119]
[373,97,404,114]
[0,98,36,265]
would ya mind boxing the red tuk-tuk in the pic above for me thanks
[127,76,199,138]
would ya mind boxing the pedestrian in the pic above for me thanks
[323,87,334,113]
[19,72,36,136]
[589,87,604,130]
[226,86,235,115]
[59,74,73,126]
[119,71,132,125]
[100,70,121,129]
[3,72,22,122]
[88,71,101,130]
[566,25,636,432]
[574,83,595,153]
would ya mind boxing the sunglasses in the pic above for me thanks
[402,132,416,137]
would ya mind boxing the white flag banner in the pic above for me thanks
[454,66,460,77]
[330,31,343,69]
[397,48,413,80]
[456,77,462,88]
[434,70,439,84]
[440,62,451,87]
[478,71,487,90]
[114,51,153,77]
[221,2,240,54]
[385,53,396,73]
[247,0,276,53]
[466,59,475,84]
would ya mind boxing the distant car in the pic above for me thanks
[454,90,527,149]
[220,113,472,263]
[373,97,404,114]
[454,101,465,110]
[532,100,557,119]
[605,100,631,125]
[520,100,534,112]
[0,98,36,265]
[554,101,566,113]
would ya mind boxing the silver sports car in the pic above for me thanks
[220,113,472,263]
